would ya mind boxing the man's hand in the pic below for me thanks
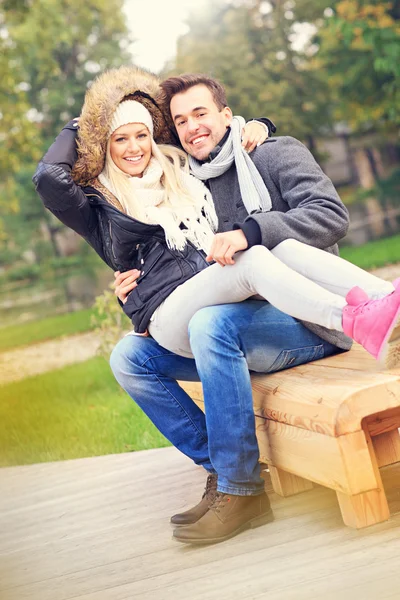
[206,230,248,266]
[241,121,269,153]
[114,269,140,304]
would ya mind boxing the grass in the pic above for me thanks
[340,234,400,271]
[0,308,95,352]
[0,357,170,467]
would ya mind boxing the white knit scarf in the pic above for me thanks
[100,158,218,253]
[189,116,272,215]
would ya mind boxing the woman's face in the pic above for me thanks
[110,123,152,177]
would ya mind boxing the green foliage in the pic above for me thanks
[0,357,170,466]
[51,247,105,276]
[0,36,40,211]
[0,246,21,268]
[340,233,400,269]
[0,249,101,285]
[0,163,51,258]
[0,308,95,352]
[170,0,336,142]
[317,1,400,129]
[338,168,400,206]
[376,167,400,205]
[4,0,130,140]
[0,0,130,219]
[91,285,131,358]
[0,263,42,283]
[170,0,399,141]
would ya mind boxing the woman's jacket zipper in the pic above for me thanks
[108,221,118,261]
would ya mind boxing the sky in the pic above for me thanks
[122,0,313,74]
[123,0,201,73]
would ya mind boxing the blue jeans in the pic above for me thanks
[110,301,341,496]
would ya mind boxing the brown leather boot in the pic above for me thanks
[170,473,218,526]
[172,491,273,544]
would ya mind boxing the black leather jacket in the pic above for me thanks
[33,122,210,332]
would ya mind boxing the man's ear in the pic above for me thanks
[223,106,233,126]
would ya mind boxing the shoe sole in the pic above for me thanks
[172,509,274,545]
[378,309,400,370]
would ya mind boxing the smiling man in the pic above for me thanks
[111,73,351,545]
[172,82,233,161]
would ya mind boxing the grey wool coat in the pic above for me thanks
[205,135,352,350]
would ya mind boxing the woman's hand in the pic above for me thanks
[114,269,140,304]
[241,121,269,153]
[115,269,149,337]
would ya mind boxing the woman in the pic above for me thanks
[33,65,269,331]
[33,66,400,368]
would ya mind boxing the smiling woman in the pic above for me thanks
[110,123,152,177]
[108,100,153,177]
[33,66,225,335]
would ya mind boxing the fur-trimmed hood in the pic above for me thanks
[72,66,177,185]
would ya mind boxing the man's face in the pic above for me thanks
[170,84,233,161]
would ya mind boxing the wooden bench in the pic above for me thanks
[181,344,400,529]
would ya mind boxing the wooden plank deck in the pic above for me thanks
[1,447,400,600]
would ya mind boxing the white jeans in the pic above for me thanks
[148,239,394,357]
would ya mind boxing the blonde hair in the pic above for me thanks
[102,131,197,219]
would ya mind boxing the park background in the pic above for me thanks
[0,0,399,466]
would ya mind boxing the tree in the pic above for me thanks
[169,0,337,145]
[317,0,400,130]
[4,0,130,141]
[0,7,40,216]
[0,0,131,254]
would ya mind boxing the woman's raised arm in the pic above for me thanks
[33,119,98,238]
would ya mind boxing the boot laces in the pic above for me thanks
[209,492,230,514]
[202,474,218,501]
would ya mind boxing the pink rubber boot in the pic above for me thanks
[343,286,400,368]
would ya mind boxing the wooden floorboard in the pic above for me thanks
[1,447,400,600]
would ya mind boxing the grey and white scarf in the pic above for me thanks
[188,116,272,215]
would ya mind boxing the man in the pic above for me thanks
[110,74,351,545]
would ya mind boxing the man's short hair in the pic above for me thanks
[159,74,228,116]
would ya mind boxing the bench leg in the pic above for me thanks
[269,465,313,497]
[336,487,390,528]
[336,428,390,528]
[372,429,400,467]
